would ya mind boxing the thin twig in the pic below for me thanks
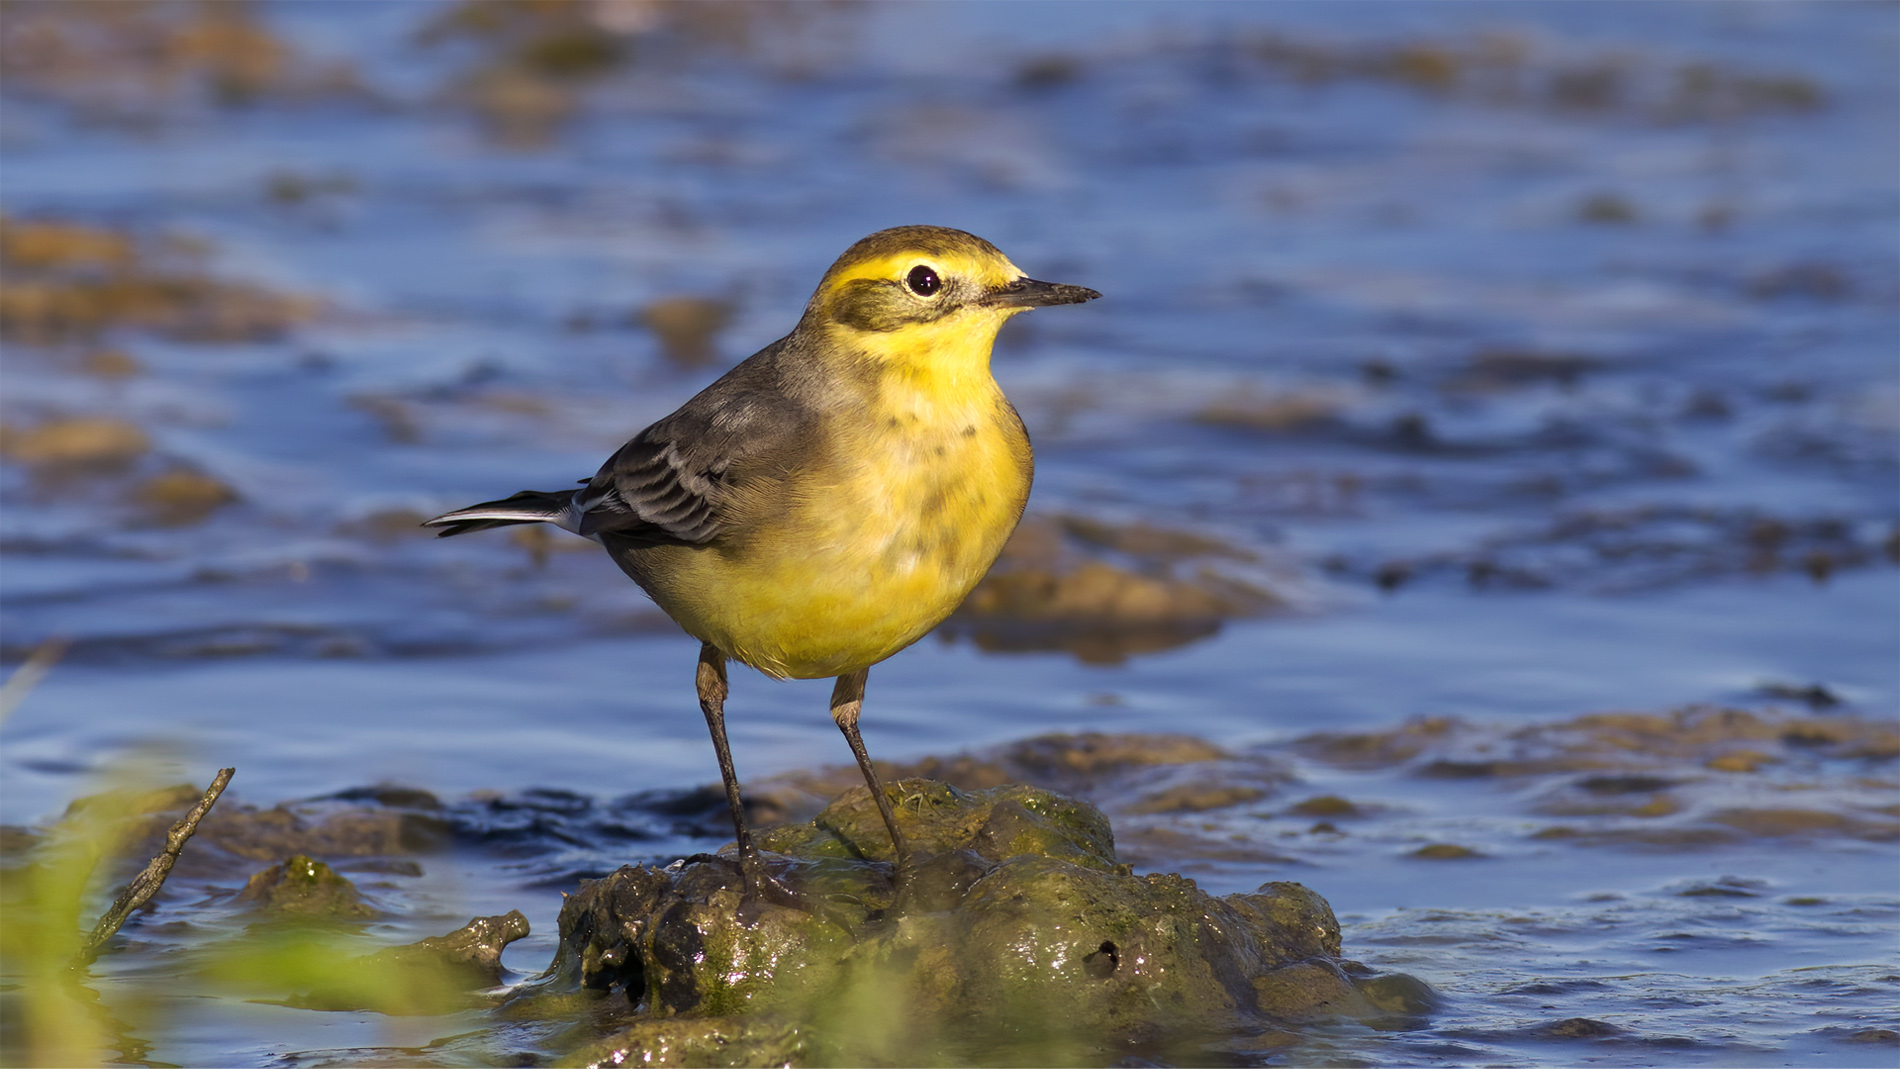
[73,767,235,967]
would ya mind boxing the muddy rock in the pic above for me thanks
[538,779,1425,1065]
[1844,1028,1900,1045]
[1196,388,1347,433]
[52,781,449,890]
[0,216,319,344]
[133,466,238,525]
[79,347,143,378]
[0,416,151,470]
[289,910,532,1014]
[564,1016,810,1069]
[419,1,826,147]
[1411,842,1484,860]
[236,854,376,919]
[1287,794,1363,818]
[1298,705,1899,777]
[1346,504,1893,595]
[368,909,529,987]
[750,731,1288,832]
[639,295,732,366]
[1538,1016,1622,1038]
[0,2,363,117]
[946,515,1291,663]
[183,799,449,869]
[1297,706,1900,849]
[749,732,1298,874]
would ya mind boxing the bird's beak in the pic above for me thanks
[986,277,1102,308]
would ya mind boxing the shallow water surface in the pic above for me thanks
[1,2,1895,1066]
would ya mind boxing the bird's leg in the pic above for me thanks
[695,642,799,911]
[830,668,914,886]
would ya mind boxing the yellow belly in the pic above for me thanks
[628,396,1031,679]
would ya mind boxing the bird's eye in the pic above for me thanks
[905,265,942,297]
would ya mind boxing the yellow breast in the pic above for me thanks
[643,376,1031,680]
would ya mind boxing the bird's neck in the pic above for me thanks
[825,310,1015,397]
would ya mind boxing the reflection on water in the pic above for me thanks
[1,1,1895,1065]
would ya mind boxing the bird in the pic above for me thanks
[424,225,1099,905]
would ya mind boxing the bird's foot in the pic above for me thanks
[683,850,851,929]
[736,851,810,922]
[887,853,918,907]
[885,846,988,916]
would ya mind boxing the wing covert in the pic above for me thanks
[573,386,808,545]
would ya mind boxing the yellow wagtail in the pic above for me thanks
[425,226,1098,899]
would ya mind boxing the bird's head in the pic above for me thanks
[802,225,1098,375]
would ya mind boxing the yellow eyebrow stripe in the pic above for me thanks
[825,249,1024,292]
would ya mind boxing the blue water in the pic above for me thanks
[3,2,1895,1065]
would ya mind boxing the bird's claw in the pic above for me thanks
[684,850,854,929]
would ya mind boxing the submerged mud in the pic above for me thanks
[947,515,1303,664]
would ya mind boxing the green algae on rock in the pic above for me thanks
[235,855,376,919]
[536,779,1429,1066]
[287,910,532,1015]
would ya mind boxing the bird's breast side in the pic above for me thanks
[660,386,1030,679]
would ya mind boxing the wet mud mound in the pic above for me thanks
[538,780,1431,1067]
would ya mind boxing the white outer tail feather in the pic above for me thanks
[424,490,588,537]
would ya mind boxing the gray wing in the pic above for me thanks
[575,377,810,545]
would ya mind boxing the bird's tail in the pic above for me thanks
[423,489,580,538]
